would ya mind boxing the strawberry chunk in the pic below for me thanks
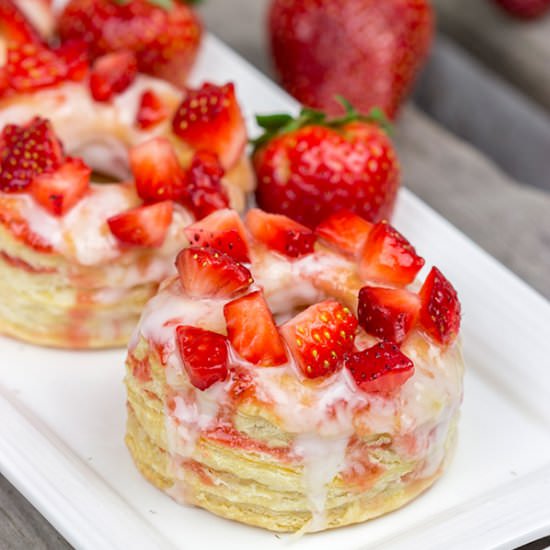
[224,290,287,366]
[129,138,186,203]
[89,51,137,102]
[172,82,247,169]
[55,40,89,82]
[107,201,172,247]
[30,157,91,216]
[346,341,414,393]
[175,247,253,299]
[245,208,316,258]
[280,300,358,379]
[184,209,250,263]
[176,325,229,391]
[0,0,41,46]
[315,210,373,257]
[419,267,461,345]
[359,221,425,286]
[0,117,64,192]
[136,89,167,130]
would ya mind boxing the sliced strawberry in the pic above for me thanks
[357,286,420,344]
[30,157,90,216]
[54,40,89,82]
[182,151,229,220]
[172,82,247,169]
[224,290,287,366]
[107,201,172,247]
[0,117,64,192]
[315,210,373,257]
[129,137,186,203]
[418,266,461,345]
[0,0,42,46]
[346,341,414,393]
[175,247,253,299]
[176,325,229,391]
[136,89,167,130]
[280,299,357,379]
[184,208,249,263]
[359,221,425,286]
[245,208,316,258]
[89,50,137,102]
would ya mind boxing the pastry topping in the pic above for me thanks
[315,210,373,257]
[357,286,420,344]
[176,325,229,391]
[419,266,461,345]
[0,117,64,192]
[107,200,173,247]
[245,208,316,258]
[89,50,137,102]
[172,82,247,168]
[224,290,287,366]
[0,0,41,46]
[184,209,250,263]
[136,89,168,130]
[30,157,91,216]
[359,221,425,286]
[281,299,357,379]
[175,247,253,299]
[346,341,414,393]
[55,40,90,82]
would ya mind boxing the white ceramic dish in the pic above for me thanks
[1,35,550,550]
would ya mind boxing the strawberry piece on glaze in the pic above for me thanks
[89,50,137,102]
[315,210,373,257]
[136,89,167,130]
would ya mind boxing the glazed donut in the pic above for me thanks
[125,208,464,532]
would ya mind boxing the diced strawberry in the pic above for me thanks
[315,210,373,257]
[357,286,420,344]
[184,208,250,263]
[172,82,247,169]
[55,40,89,82]
[346,341,414,393]
[89,50,137,102]
[0,0,41,46]
[359,221,425,286]
[245,208,316,258]
[280,299,357,379]
[181,151,229,220]
[175,325,229,391]
[30,157,90,216]
[175,247,253,299]
[224,290,287,366]
[129,137,186,203]
[136,89,167,130]
[418,266,461,345]
[0,117,64,192]
[107,201,172,247]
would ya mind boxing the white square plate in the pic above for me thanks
[1,35,549,550]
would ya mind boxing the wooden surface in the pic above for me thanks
[1,0,549,548]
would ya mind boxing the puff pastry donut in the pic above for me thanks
[125,208,464,532]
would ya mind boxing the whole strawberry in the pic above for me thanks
[269,0,433,118]
[492,0,550,18]
[58,0,202,88]
[253,101,400,228]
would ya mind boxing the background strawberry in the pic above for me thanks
[492,0,550,18]
[0,0,42,46]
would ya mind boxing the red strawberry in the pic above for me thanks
[253,105,400,229]
[245,208,316,258]
[89,51,137,102]
[30,157,91,216]
[269,0,433,119]
[280,299,357,379]
[224,290,287,366]
[176,325,228,391]
[359,221,424,286]
[55,40,90,82]
[175,247,253,299]
[0,117,64,192]
[107,201,172,247]
[357,286,420,344]
[418,267,461,346]
[315,210,373,257]
[492,0,550,19]
[172,82,247,169]
[58,0,202,88]
[129,138,186,203]
[182,151,229,220]
[346,341,414,393]
[136,89,167,130]
[0,0,41,45]
[184,209,250,263]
